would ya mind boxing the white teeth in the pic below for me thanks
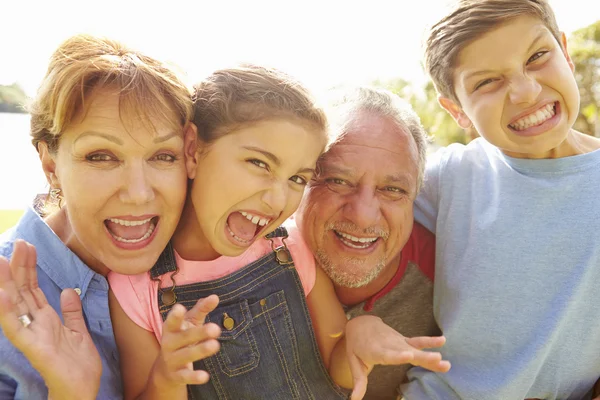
[335,231,379,249]
[239,211,271,227]
[510,103,556,131]
[111,222,155,243]
[108,217,153,227]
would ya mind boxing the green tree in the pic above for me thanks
[569,20,600,137]
[372,78,468,147]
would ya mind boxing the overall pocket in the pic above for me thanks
[207,299,260,377]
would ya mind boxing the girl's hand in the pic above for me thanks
[0,240,101,400]
[149,295,222,393]
[345,315,450,400]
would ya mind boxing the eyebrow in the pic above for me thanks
[526,30,548,54]
[384,173,413,188]
[463,30,549,83]
[244,145,316,175]
[74,131,123,146]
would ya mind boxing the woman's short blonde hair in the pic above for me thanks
[29,34,193,153]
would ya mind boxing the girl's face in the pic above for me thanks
[40,87,196,276]
[179,118,325,260]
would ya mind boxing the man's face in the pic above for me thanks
[296,110,419,288]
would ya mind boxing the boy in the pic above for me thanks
[402,1,600,399]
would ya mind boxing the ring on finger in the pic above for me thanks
[18,313,33,328]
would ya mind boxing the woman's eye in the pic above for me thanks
[86,153,116,162]
[289,175,307,185]
[527,51,548,64]
[249,159,269,170]
[153,153,177,162]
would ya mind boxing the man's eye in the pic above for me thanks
[86,153,116,162]
[289,175,307,185]
[527,51,548,64]
[327,178,347,185]
[249,159,269,170]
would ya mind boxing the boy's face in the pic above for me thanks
[440,16,579,159]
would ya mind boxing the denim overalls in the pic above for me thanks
[150,227,348,400]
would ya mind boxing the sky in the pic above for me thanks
[2,0,599,96]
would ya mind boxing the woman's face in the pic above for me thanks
[40,87,196,275]
[177,118,325,260]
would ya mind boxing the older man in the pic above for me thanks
[295,87,439,400]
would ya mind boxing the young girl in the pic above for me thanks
[108,65,448,400]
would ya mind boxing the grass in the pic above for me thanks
[0,209,23,234]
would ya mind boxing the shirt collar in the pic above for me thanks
[13,207,105,295]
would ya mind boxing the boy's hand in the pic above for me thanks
[149,295,221,392]
[345,315,450,400]
[0,240,101,400]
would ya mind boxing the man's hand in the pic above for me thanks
[345,315,450,400]
[0,240,101,399]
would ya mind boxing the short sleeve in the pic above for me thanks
[414,146,451,234]
[107,272,155,332]
[283,221,316,296]
[411,222,436,282]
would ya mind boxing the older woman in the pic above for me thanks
[0,34,196,399]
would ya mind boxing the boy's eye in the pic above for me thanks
[249,159,269,170]
[86,153,116,162]
[475,78,495,91]
[289,175,307,185]
[527,51,548,64]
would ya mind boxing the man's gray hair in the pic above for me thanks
[324,86,430,191]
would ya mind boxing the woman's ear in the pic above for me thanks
[439,96,472,129]
[38,142,60,187]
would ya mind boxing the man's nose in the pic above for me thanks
[343,186,381,229]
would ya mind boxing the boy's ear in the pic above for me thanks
[38,142,60,188]
[439,96,472,129]
[183,123,199,180]
[559,32,575,73]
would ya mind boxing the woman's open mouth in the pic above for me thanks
[104,216,159,247]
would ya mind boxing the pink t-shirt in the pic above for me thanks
[108,220,316,341]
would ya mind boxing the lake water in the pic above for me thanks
[0,113,48,209]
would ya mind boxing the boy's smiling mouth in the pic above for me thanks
[508,102,557,131]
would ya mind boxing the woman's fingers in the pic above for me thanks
[11,240,40,313]
[0,288,33,347]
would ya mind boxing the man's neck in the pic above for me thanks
[333,254,401,307]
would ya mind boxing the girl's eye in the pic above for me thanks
[249,159,269,170]
[86,153,116,162]
[527,51,548,64]
[153,153,177,162]
[289,175,307,185]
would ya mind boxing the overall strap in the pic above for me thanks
[149,242,177,279]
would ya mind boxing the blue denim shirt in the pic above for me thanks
[0,207,122,400]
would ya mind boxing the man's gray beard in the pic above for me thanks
[316,248,386,288]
